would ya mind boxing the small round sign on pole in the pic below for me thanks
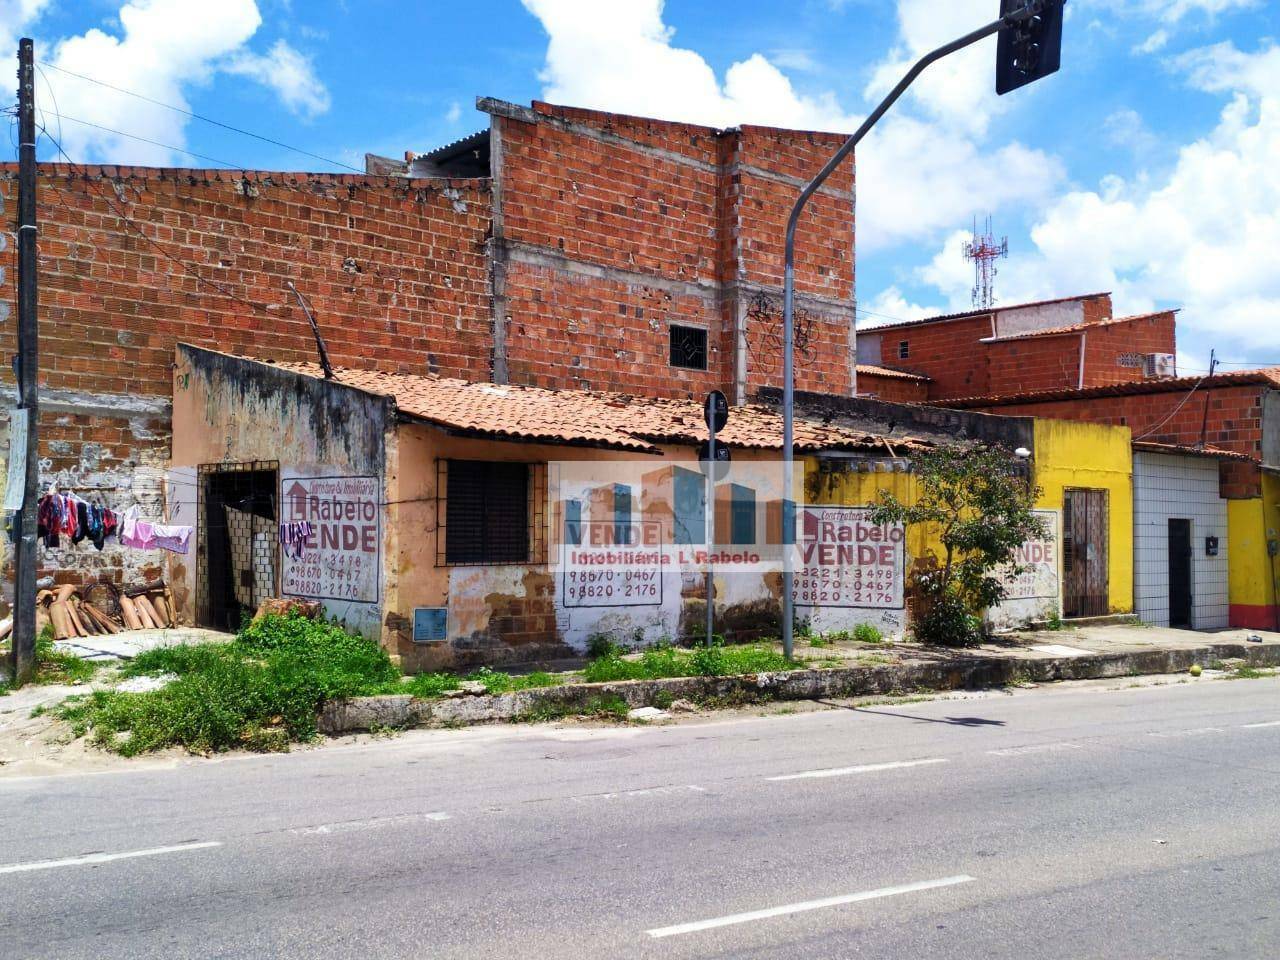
[704,389,729,433]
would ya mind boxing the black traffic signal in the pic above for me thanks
[996,0,1064,96]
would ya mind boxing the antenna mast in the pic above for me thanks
[963,215,1008,309]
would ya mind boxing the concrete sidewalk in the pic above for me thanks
[321,624,1280,733]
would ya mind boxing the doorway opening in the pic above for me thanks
[1168,518,1193,628]
[1063,487,1109,618]
[197,462,280,631]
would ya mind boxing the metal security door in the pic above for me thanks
[1168,519,1193,628]
[1063,488,1109,618]
[198,463,280,631]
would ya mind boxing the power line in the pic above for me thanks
[39,123,278,323]
[36,58,364,173]
[47,111,244,169]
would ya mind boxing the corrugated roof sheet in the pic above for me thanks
[251,356,933,455]
[980,311,1172,344]
[1133,441,1257,463]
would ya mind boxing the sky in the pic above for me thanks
[4,0,1279,376]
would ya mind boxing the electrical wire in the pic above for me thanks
[38,123,280,323]
[46,110,244,169]
[36,58,364,173]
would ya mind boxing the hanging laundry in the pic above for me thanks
[118,505,157,550]
[278,520,313,560]
[152,523,193,555]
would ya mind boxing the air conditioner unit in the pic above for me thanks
[1143,353,1176,379]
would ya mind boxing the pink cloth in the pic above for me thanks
[152,524,192,555]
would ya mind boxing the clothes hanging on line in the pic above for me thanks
[36,492,119,550]
[119,506,192,554]
[279,521,314,560]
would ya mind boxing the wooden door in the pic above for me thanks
[1063,488,1109,618]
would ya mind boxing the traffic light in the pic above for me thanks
[996,0,1064,95]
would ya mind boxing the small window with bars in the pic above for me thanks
[670,324,709,370]
[897,340,910,360]
[442,460,537,565]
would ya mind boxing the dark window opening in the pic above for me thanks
[670,324,709,370]
[730,484,756,545]
[564,499,582,546]
[613,483,633,545]
[897,340,910,360]
[673,467,705,545]
[445,460,529,564]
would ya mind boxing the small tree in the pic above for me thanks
[868,445,1048,647]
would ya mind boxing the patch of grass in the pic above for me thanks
[807,636,831,647]
[1230,664,1275,681]
[856,653,895,666]
[55,614,402,757]
[34,626,97,685]
[463,667,561,695]
[582,641,793,683]
[403,672,461,699]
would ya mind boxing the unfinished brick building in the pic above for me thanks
[0,98,859,587]
[856,293,1179,401]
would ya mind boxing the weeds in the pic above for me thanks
[582,641,792,682]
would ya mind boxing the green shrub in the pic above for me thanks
[59,613,400,756]
[853,623,884,645]
[586,633,622,659]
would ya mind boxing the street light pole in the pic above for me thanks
[780,6,1047,660]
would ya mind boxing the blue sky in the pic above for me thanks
[7,0,1279,375]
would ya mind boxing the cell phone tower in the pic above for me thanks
[963,216,1008,309]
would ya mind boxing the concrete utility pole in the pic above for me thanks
[780,2,1064,660]
[11,37,40,683]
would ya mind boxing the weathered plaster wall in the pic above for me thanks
[170,347,392,637]
[1032,418,1134,615]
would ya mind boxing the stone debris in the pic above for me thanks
[458,681,488,695]
[116,673,178,694]
[669,699,698,713]
[627,706,669,721]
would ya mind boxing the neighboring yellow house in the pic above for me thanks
[1031,418,1134,618]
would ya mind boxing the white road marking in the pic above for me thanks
[1241,720,1280,729]
[988,742,1083,757]
[570,784,706,803]
[290,811,451,836]
[767,758,948,782]
[645,875,977,938]
[1147,727,1224,738]
[0,841,221,875]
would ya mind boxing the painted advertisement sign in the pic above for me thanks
[281,474,381,603]
[1001,509,1060,601]
[795,506,906,609]
[560,520,664,608]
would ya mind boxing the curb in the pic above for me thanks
[318,642,1280,734]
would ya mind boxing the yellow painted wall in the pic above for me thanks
[1228,498,1270,608]
[804,462,930,561]
[1031,419,1134,614]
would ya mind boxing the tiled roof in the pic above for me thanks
[256,357,932,455]
[937,367,1280,408]
[856,364,930,381]
[1133,441,1257,463]
[860,293,1112,333]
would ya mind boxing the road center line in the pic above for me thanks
[1241,720,1280,729]
[645,875,976,938]
[0,841,222,876]
[767,758,948,782]
[290,811,451,835]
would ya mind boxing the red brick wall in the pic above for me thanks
[1081,312,1176,387]
[975,383,1265,497]
[881,314,994,400]
[986,333,1083,396]
[856,372,929,403]
[495,103,855,398]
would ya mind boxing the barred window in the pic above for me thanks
[670,324,708,370]
[445,460,530,564]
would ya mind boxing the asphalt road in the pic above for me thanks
[4,677,1280,959]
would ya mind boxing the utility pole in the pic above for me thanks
[10,37,40,684]
[779,1,1065,660]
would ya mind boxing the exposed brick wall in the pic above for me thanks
[1081,312,1176,387]
[883,314,994,400]
[986,333,1083,396]
[973,383,1266,497]
[855,372,930,403]
[493,101,855,400]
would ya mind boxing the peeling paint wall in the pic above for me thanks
[170,346,391,638]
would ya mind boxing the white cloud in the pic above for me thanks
[225,38,329,118]
[1134,29,1170,54]
[1156,0,1259,21]
[521,0,1062,253]
[912,40,1280,355]
[11,0,330,165]
[860,285,941,326]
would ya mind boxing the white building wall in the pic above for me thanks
[1133,452,1229,629]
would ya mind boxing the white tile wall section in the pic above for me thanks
[1133,452,1229,629]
